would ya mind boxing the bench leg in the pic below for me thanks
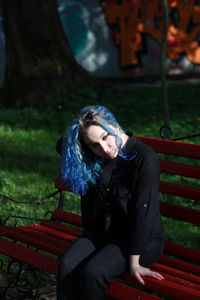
[0,256,56,299]
[58,190,65,210]
[0,259,24,299]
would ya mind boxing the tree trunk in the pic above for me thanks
[1,0,94,107]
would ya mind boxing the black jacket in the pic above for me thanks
[80,134,163,255]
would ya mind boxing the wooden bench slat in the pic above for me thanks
[159,255,200,277]
[153,262,200,285]
[21,224,77,241]
[160,160,200,179]
[121,272,200,300]
[159,181,200,201]
[51,208,82,227]
[0,237,58,274]
[1,227,69,257]
[40,220,82,236]
[160,201,200,225]
[137,136,200,159]
[107,280,163,300]
[164,241,200,263]
[16,226,75,245]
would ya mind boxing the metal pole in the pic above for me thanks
[160,0,171,139]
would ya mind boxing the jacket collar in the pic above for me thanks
[121,132,137,157]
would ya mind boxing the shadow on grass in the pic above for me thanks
[0,137,59,179]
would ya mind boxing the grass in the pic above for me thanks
[0,82,200,244]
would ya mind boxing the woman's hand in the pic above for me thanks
[129,255,164,285]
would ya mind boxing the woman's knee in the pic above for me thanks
[80,260,103,280]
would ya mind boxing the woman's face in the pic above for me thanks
[82,124,119,159]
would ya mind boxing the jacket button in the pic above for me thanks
[106,188,110,192]
[144,204,147,207]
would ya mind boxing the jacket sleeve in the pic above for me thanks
[127,153,161,255]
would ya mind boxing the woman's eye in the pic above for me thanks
[102,133,109,140]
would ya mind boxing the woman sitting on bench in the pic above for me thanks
[56,105,164,300]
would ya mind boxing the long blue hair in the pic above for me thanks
[61,105,136,195]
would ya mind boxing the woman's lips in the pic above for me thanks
[107,150,115,158]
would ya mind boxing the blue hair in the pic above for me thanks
[61,105,137,195]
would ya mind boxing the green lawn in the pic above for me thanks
[0,83,200,250]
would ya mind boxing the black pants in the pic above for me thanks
[56,233,163,300]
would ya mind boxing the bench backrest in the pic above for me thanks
[137,136,200,226]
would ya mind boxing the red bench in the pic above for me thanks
[0,136,200,299]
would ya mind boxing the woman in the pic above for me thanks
[56,105,164,300]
